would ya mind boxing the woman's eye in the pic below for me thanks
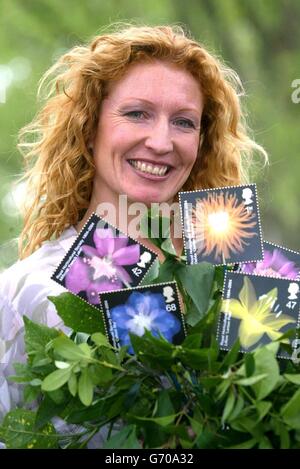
[174,118,196,129]
[124,110,145,119]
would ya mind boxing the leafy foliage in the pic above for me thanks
[1,0,300,270]
[2,221,300,449]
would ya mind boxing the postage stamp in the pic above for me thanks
[179,184,263,266]
[99,281,186,354]
[239,240,300,280]
[51,213,157,308]
[217,271,300,358]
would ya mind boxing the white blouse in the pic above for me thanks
[0,226,78,421]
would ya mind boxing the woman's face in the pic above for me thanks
[92,60,204,206]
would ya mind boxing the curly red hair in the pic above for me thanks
[18,24,267,258]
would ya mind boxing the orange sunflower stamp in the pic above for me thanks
[179,184,264,266]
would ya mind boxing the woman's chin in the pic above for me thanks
[125,190,172,206]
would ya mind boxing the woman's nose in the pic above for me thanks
[144,117,174,154]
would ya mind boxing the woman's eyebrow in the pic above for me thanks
[119,98,202,115]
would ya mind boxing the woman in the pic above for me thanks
[0,24,267,422]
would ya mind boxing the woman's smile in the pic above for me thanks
[127,159,171,177]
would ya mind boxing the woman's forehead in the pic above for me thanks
[104,60,203,109]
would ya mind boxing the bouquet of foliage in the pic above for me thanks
[1,212,300,450]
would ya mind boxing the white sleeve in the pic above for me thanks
[0,256,67,423]
[0,292,25,422]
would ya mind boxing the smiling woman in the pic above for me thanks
[90,60,203,208]
[15,24,267,260]
[0,24,267,429]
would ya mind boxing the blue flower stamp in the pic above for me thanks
[51,213,157,307]
[100,282,186,354]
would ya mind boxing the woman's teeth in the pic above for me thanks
[129,159,169,176]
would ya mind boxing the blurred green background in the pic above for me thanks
[1,0,300,272]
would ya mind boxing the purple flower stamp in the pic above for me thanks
[239,241,300,280]
[100,282,186,354]
[51,213,157,307]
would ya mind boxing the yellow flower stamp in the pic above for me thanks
[218,271,300,358]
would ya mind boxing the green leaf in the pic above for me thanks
[66,397,113,424]
[32,357,53,368]
[182,333,203,349]
[281,388,300,429]
[229,438,257,449]
[176,262,215,321]
[55,360,71,369]
[236,374,268,386]
[23,316,60,356]
[139,258,160,285]
[160,237,177,256]
[123,382,141,411]
[153,257,179,283]
[188,296,221,334]
[48,293,105,334]
[132,413,178,427]
[24,385,41,403]
[188,416,203,435]
[229,416,257,434]
[155,390,175,417]
[130,331,174,370]
[284,374,300,385]
[52,337,90,361]
[276,422,290,449]
[214,266,225,291]
[68,373,78,397]
[179,347,218,370]
[201,376,222,390]
[47,388,67,405]
[220,339,241,371]
[259,436,273,449]
[179,438,194,449]
[29,378,43,386]
[216,380,232,400]
[78,342,92,357]
[256,401,272,422]
[252,344,280,400]
[88,364,113,385]
[91,332,111,348]
[78,368,94,406]
[228,394,244,422]
[42,367,71,392]
[103,424,141,449]
[35,395,67,430]
[222,390,235,423]
[245,353,255,377]
[0,409,58,449]
[194,428,216,449]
